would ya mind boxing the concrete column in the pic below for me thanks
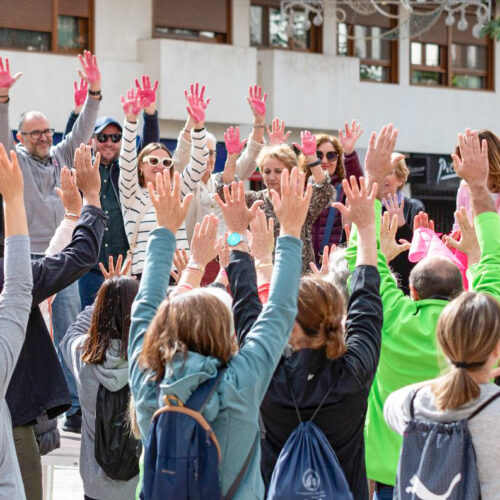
[232,0,250,47]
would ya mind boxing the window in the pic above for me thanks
[0,0,93,53]
[153,0,230,43]
[411,12,492,90]
[250,0,321,52]
[337,7,398,83]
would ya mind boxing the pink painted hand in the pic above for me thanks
[77,50,101,88]
[247,84,267,119]
[266,118,291,145]
[121,87,143,120]
[293,130,317,156]
[73,79,88,107]
[0,57,22,90]
[184,82,210,125]
[135,74,158,108]
[224,126,248,155]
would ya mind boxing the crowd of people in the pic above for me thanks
[0,49,499,500]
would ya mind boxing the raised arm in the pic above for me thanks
[128,170,193,442]
[339,120,364,178]
[0,57,22,151]
[0,144,32,401]
[135,75,160,148]
[54,51,101,166]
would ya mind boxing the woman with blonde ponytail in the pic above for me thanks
[384,292,500,499]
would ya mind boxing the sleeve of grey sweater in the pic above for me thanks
[0,101,15,152]
[53,95,100,168]
[0,235,33,402]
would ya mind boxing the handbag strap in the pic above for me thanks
[128,198,153,256]
[321,184,343,251]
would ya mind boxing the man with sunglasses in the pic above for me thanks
[0,52,102,436]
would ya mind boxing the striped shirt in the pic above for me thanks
[119,120,208,275]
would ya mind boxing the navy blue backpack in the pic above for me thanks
[267,380,353,500]
[141,369,257,500]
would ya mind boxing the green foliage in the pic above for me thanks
[481,18,500,40]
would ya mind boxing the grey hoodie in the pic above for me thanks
[0,96,100,252]
[384,382,500,500]
[60,305,138,500]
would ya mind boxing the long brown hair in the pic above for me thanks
[137,142,172,187]
[296,275,346,359]
[139,289,235,381]
[299,134,345,182]
[432,292,500,411]
[81,277,139,364]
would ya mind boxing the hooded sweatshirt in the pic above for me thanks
[346,201,500,486]
[129,227,302,500]
[60,305,139,500]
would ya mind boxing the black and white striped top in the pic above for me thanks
[119,120,208,275]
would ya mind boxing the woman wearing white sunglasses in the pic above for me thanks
[119,80,209,277]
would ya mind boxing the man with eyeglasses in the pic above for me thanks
[0,53,102,437]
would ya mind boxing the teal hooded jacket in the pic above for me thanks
[128,226,302,500]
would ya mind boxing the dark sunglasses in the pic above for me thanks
[317,151,338,162]
[96,132,122,143]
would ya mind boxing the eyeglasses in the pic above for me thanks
[208,149,217,158]
[143,156,173,168]
[96,133,122,143]
[21,128,55,140]
[317,151,338,162]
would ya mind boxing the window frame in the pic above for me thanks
[0,0,94,55]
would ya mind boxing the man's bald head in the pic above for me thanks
[409,256,463,301]
[17,111,53,159]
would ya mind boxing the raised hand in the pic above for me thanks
[73,144,101,204]
[382,193,405,227]
[77,50,101,91]
[443,207,480,264]
[55,167,82,217]
[73,79,88,111]
[184,82,210,127]
[293,130,317,157]
[224,126,248,155]
[249,209,274,264]
[216,234,230,268]
[190,214,219,267]
[270,167,312,238]
[0,57,22,93]
[0,144,23,201]
[247,84,267,122]
[339,120,364,155]
[380,212,411,263]
[451,129,489,190]
[214,181,263,234]
[170,249,189,283]
[135,74,158,113]
[333,176,377,230]
[148,170,193,234]
[266,118,291,146]
[310,244,336,275]
[413,211,435,233]
[121,87,143,121]
[99,255,132,279]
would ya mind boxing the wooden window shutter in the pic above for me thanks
[0,0,52,32]
[58,0,90,18]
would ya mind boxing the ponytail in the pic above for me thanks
[432,366,480,411]
[320,315,346,360]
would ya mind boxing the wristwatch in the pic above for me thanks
[227,233,248,247]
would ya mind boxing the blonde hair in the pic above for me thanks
[431,292,500,411]
[392,152,409,189]
[257,144,297,174]
[299,134,345,182]
[139,289,235,381]
[296,275,346,360]
[137,142,172,187]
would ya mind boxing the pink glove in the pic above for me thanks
[121,88,142,116]
[0,57,22,89]
[184,82,210,124]
[224,126,248,155]
[293,130,317,156]
[73,79,88,107]
[78,50,101,85]
[247,84,267,117]
[135,74,158,108]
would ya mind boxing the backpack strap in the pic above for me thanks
[186,367,227,413]
[320,184,343,252]
[409,388,421,419]
[468,391,500,420]
[223,433,259,500]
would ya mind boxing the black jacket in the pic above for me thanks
[227,252,383,500]
[1,205,106,426]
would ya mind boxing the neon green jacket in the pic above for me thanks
[346,199,500,486]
